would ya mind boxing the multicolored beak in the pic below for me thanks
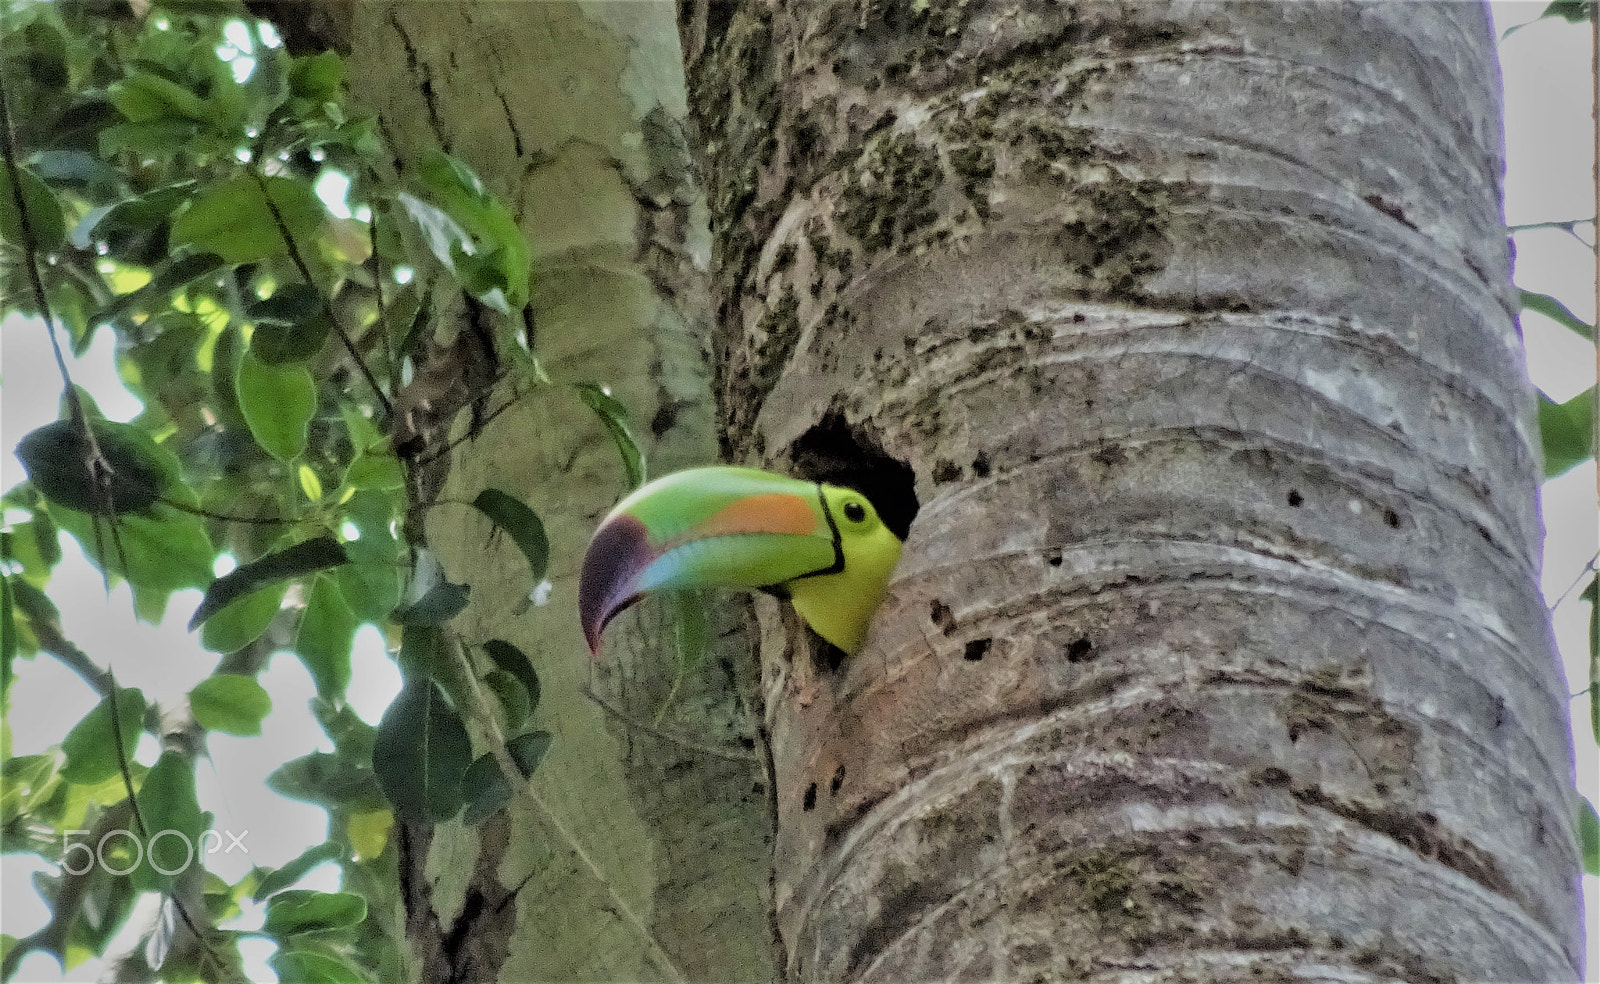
[579,467,845,655]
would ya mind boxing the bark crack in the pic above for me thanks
[492,81,525,158]
[746,645,791,983]
[389,9,449,152]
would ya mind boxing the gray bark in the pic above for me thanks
[684,1,1582,981]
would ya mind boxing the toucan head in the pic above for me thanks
[579,466,904,656]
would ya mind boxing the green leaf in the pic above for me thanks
[460,753,511,824]
[9,578,58,627]
[393,285,434,358]
[313,699,377,760]
[15,418,174,515]
[670,589,710,675]
[2,753,62,823]
[53,505,214,601]
[132,751,203,890]
[88,181,197,238]
[342,404,384,451]
[118,312,211,402]
[189,536,348,631]
[97,252,229,326]
[393,580,470,627]
[1539,0,1592,24]
[1537,387,1595,478]
[189,674,272,736]
[267,752,384,809]
[1579,795,1599,877]
[339,491,401,564]
[99,119,202,159]
[30,150,121,195]
[575,383,646,489]
[345,452,404,491]
[211,322,246,414]
[253,841,345,902]
[169,174,328,265]
[270,947,371,984]
[299,464,324,503]
[289,51,346,102]
[237,350,317,460]
[1521,289,1594,342]
[1,574,15,699]
[483,670,530,732]
[6,515,62,583]
[507,730,552,778]
[63,862,142,956]
[108,71,212,123]
[372,676,470,822]
[396,151,530,312]
[395,624,440,679]
[483,640,539,715]
[0,163,67,254]
[248,284,333,364]
[334,561,402,622]
[60,688,145,785]
[296,575,357,700]
[199,582,288,653]
[263,889,368,936]
[471,489,548,582]
[54,283,97,351]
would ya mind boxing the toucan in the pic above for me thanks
[579,466,904,656]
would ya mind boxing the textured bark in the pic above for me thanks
[278,2,772,981]
[684,2,1581,982]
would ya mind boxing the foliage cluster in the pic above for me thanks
[0,1,651,979]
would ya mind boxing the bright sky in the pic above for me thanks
[2,5,1598,981]
[1493,6,1600,980]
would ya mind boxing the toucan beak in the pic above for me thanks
[579,467,843,655]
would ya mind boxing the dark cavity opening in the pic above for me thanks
[786,409,919,541]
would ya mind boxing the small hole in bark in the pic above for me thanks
[830,764,845,794]
[705,1,735,39]
[1048,550,1063,567]
[1257,767,1291,787]
[809,635,847,674]
[650,403,678,438]
[786,410,919,541]
[1287,489,1303,507]
[1066,637,1094,662]
[963,638,991,661]
[1383,508,1400,528]
[803,783,817,811]
[971,452,991,478]
[929,598,956,635]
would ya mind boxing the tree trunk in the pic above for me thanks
[683,1,1582,981]
[268,2,773,981]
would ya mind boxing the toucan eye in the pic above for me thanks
[843,500,867,524]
